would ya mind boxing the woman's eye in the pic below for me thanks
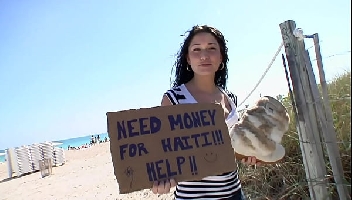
[192,47,216,52]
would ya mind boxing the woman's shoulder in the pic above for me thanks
[220,87,238,108]
[226,90,238,108]
[163,84,187,105]
[163,84,186,96]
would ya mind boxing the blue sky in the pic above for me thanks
[0,0,350,149]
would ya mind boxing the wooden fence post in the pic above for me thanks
[311,33,350,199]
[279,20,329,200]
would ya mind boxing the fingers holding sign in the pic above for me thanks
[241,156,261,166]
[151,179,177,194]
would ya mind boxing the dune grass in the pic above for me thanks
[238,71,351,199]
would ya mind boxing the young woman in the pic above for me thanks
[152,25,260,200]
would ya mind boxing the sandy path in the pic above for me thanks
[0,142,175,200]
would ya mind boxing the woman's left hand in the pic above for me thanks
[241,156,261,166]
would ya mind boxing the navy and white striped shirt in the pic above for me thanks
[164,84,242,200]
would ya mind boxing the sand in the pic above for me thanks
[0,142,175,200]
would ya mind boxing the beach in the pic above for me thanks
[0,142,175,200]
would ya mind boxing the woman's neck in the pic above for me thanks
[188,74,217,94]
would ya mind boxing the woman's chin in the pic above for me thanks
[194,69,217,76]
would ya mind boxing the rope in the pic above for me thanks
[237,42,284,108]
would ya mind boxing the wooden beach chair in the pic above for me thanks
[39,158,52,178]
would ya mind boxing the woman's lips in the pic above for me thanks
[199,63,212,67]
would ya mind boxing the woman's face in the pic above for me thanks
[187,32,222,76]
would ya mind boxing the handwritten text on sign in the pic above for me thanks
[107,103,237,194]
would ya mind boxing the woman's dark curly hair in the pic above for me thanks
[171,25,229,90]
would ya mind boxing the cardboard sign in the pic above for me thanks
[107,103,237,194]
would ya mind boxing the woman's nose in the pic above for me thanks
[200,50,210,60]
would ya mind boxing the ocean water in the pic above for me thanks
[0,150,5,163]
[0,133,109,163]
[54,133,109,150]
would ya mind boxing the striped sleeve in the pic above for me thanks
[225,90,238,108]
[164,89,179,105]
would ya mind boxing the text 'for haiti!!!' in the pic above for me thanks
[115,108,226,181]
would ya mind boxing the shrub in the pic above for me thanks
[239,72,351,199]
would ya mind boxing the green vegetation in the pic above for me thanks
[239,71,351,199]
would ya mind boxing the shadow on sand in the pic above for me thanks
[0,172,32,183]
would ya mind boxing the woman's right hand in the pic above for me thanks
[151,179,177,194]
